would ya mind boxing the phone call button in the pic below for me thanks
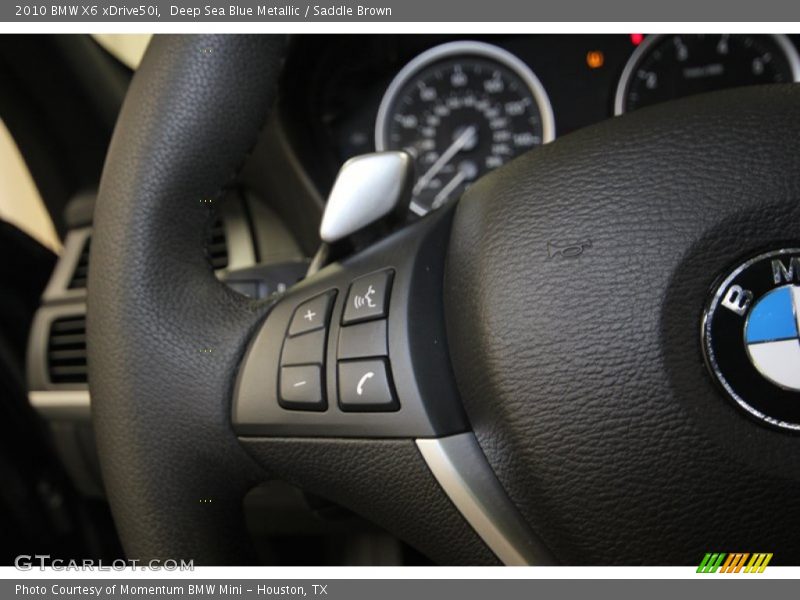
[338,358,397,412]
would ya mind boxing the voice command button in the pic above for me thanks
[342,270,394,325]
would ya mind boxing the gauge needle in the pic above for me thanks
[432,169,468,210]
[413,125,477,195]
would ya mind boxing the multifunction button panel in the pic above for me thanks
[277,270,398,413]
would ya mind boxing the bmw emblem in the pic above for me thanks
[703,249,800,431]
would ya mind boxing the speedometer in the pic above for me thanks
[375,41,555,216]
[615,34,800,115]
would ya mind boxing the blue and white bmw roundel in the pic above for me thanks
[745,285,800,392]
[703,249,800,431]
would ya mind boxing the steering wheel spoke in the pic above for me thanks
[234,205,465,437]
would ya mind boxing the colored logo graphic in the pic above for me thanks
[697,552,773,573]
[702,250,800,430]
[745,285,800,391]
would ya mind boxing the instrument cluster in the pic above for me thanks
[282,34,800,216]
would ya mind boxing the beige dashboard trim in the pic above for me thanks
[29,390,91,420]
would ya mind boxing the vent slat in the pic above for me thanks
[48,333,86,347]
[48,316,88,384]
[47,349,87,361]
[207,217,228,269]
[49,365,88,377]
[68,237,91,289]
[50,318,85,333]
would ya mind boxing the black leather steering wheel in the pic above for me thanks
[89,34,800,565]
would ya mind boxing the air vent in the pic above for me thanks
[68,236,91,289]
[47,316,87,385]
[207,217,229,269]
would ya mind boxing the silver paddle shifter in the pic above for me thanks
[320,151,414,243]
[308,152,414,275]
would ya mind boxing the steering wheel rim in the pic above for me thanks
[89,35,286,564]
[90,34,800,565]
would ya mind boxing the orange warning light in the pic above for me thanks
[586,50,604,69]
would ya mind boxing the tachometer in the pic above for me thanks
[375,41,555,216]
[615,34,800,115]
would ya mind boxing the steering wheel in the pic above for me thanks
[88,35,800,565]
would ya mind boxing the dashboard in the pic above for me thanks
[282,34,800,215]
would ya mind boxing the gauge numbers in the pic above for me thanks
[376,41,555,216]
[615,34,800,114]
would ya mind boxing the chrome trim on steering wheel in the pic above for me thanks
[417,433,555,566]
